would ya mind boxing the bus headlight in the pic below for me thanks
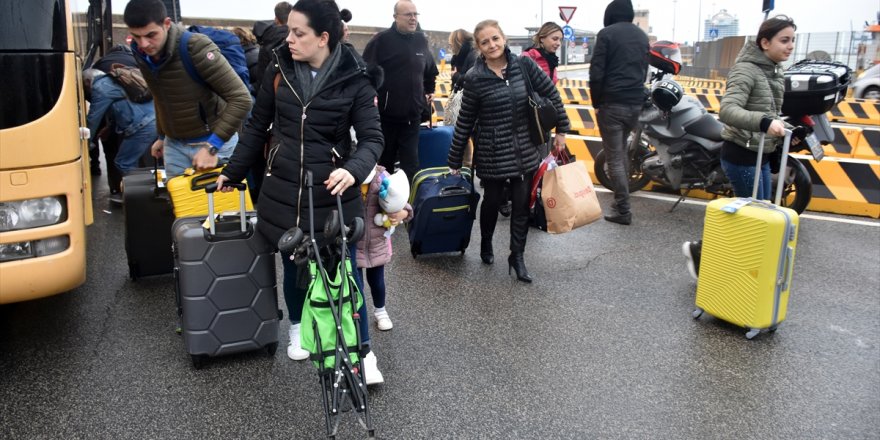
[0,196,67,232]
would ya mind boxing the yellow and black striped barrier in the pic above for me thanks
[560,134,880,218]
[828,99,880,126]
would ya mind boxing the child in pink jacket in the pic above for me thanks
[357,166,413,330]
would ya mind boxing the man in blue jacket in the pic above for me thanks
[589,0,649,225]
[83,68,157,203]
[363,0,439,182]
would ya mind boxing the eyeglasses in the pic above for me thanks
[397,12,420,18]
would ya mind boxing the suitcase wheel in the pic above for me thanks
[267,342,278,356]
[768,325,778,333]
[191,354,206,369]
[745,329,760,340]
[128,262,138,281]
[691,308,703,319]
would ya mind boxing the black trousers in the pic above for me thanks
[480,172,534,254]
[378,118,421,183]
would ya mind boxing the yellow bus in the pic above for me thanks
[0,0,108,303]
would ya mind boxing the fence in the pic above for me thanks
[682,31,878,79]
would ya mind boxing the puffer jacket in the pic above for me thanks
[522,48,558,84]
[720,42,787,153]
[131,24,251,143]
[356,166,414,269]
[222,43,384,248]
[448,49,570,180]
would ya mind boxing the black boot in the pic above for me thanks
[480,238,494,265]
[507,253,532,283]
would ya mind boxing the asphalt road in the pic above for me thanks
[1,175,878,439]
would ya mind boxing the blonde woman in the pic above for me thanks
[447,20,569,283]
[448,28,477,91]
[522,21,563,84]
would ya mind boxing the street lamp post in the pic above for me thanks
[672,0,678,42]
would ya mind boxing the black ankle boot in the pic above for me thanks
[480,238,494,265]
[507,253,532,283]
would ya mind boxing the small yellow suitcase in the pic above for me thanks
[693,131,799,339]
[167,167,254,218]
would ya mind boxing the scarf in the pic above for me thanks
[293,44,344,102]
[536,47,559,75]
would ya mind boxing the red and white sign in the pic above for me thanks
[558,6,577,24]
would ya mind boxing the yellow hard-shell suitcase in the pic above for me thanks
[694,198,798,338]
[693,130,799,339]
[167,167,254,218]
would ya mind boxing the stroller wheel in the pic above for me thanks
[324,210,341,242]
[293,235,312,266]
[346,217,365,243]
[278,227,304,253]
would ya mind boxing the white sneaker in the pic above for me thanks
[287,324,310,361]
[374,310,393,331]
[362,351,384,385]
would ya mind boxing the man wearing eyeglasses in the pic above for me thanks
[363,0,439,183]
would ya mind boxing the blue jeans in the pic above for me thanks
[114,120,157,174]
[163,133,238,178]
[596,104,642,214]
[281,242,370,345]
[721,158,772,200]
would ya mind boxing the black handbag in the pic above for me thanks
[519,57,558,146]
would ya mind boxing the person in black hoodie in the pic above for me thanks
[589,0,649,225]
[254,1,293,92]
[363,0,439,182]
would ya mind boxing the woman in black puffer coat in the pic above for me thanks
[217,0,385,383]
[448,19,569,283]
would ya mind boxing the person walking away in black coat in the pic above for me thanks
[254,1,294,92]
[589,0,649,225]
[447,19,570,283]
[216,0,386,385]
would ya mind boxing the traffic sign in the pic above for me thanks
[439,48,446,59]
[558,6,577,24]
[562,25,574,41]
[709,28,719,39]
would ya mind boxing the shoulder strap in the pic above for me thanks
[178,31,207,88]
[518,57,535,98]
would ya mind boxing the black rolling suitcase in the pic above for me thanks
[172,183,280,369]
[122,165,174,279]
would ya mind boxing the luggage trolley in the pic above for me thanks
[277,171,375,439]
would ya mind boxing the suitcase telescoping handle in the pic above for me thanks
[752,129,793,205]
[204,182,248,235]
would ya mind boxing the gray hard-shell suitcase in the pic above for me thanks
[172,183,280,369]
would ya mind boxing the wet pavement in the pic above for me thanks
[1,178,878,439]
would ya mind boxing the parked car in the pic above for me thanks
[851,63,880,100]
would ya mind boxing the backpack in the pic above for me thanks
[179,25,253,94]
[106,63,153,103]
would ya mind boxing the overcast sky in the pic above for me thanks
[86,0,878,44]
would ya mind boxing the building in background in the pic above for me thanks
[704,9,739,41]
[634,9,651,35]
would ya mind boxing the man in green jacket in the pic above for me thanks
[123,0,252,178]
